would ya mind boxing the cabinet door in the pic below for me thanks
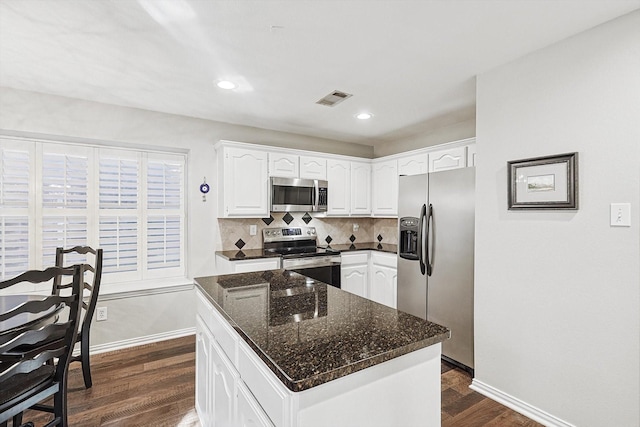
[237,381,275,427]
[350,162,371,215]
[299,156,327,180]
[372,160,398,216]
[210,338,238,427]
[326,159,350,216]
[224,148,269,217]
[196,316,212,426]
[268,153,298,178]
[428,146,467,172]
[370,265,397,309]
[398,153,429,176]
[341,265,368,298]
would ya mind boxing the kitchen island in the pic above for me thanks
[194,270,449,427]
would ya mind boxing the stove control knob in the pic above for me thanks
[266,231,271,236]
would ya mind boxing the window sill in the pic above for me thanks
[98,276,194,300]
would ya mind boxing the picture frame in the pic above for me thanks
[507,152,578,210]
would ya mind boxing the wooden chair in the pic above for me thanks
[0,265,84,427]
[53,246,103,389]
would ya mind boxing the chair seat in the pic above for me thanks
[0,364,55,406]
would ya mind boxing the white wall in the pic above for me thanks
[0,86,370,350]
[474,11,639,427]
[373,106,475,157]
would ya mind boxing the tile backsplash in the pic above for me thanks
[219,214,398,251]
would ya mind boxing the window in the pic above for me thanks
[0,141,31,280]
[0,136,186,285]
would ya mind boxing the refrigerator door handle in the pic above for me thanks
[418,204,427,275]
[426,203,433,276]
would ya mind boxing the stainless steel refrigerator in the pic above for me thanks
[397,168,475,372]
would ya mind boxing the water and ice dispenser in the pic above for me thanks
[399,217,420,260]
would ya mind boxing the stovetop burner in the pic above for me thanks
[263,226,340,258]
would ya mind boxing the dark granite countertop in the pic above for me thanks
[324,242,397,254]
[215,248,282,261]
[194,270,449,392]
[216,242,397,261]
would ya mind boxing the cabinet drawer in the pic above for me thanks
[371,252,397,268]
[210,305,239,365]
[234,258,280,273]
[196,290,238,364]
[196,290,214,331]
[237,340,288,427]
[341,252,369,265]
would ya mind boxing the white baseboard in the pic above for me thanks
[470,379,575,427]
[87,327,196,355]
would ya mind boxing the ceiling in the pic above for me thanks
[1,1,638,146]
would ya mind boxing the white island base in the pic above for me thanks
[196,290,443,427]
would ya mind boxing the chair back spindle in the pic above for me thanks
[52,246,103,389]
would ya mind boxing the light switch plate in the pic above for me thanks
[610,203,631,227]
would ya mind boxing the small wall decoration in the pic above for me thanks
[508,152,578,210]
[200,177,210,202]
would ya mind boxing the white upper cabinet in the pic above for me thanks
[268,152,298,178]
[371,159,398,216]
[219,146,269,217]
[428,146,467,172]
[350,161,371,215]
[326,159,351,216]
[467,144,477,167]
[299,156,327,180]
[398,153,429,176]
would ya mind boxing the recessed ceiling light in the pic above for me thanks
[356,112,373,120]
[217,80,237,90]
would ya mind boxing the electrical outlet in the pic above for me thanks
[96,307,108,322]
[353,223,359,232]
[250,224,257,236]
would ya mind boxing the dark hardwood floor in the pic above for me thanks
[22,336,542,426]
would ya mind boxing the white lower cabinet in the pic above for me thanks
[237,381,274,427]
[369,252,398,309]
[370,265,397,309]
[197,311,271,427]
[340,251,397,308]
[195,316,212,426]
[210,337,238,427]
[340,252,369,298]
[216,255,281,275]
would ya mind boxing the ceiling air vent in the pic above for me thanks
[316,90,353,107]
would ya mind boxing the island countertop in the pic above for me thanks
[194,270,449,392]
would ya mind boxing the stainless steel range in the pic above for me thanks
[263,226,341,288]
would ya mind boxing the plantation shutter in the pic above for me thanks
[41,148,89,267]
[98,150,141,279]
[146,155,184,274]
[0,141,31,279]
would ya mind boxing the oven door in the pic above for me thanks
[281,255,341,288]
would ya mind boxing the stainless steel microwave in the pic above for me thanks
[270,177,328,212]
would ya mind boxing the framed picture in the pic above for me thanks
[507,152,578,210]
